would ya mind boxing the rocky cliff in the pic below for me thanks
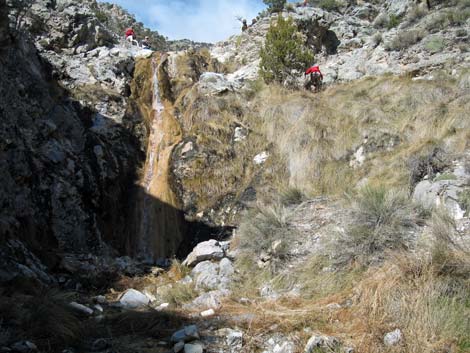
[0,0,153,285]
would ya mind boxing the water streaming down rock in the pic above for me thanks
[136,55,186,261]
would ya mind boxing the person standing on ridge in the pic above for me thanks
[125,27,137,45]
[242,19,248,32]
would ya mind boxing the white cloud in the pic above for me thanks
[101,0,271,42]
[144,0,265,43]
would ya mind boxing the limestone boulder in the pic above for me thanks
[183,240,225,267]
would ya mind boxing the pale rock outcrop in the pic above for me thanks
[413,162,470,220]
[183,240,225,267]
[212,2,470,87]
[191,258,234,291]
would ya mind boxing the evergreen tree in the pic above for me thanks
[263,0,287,13]
[259,16,314,84]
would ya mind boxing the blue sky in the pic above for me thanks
[99,0,279,43]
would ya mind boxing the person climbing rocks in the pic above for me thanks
[141,36,151,49]
[241,19,248,32]
[305,64,323,92]
[303,0,308,6]
[251,18,257,26]
[125,27,138,45]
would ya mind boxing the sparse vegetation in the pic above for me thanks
[259,16,314,84]
[327,185,414,266]
[263,0,287,13]
[94,10,109,24]
[458,189,470,216]
[0,289,82,350]
[434,172,457,181]
[159,283,198,306]
[237,202,294,270]
[386,29,425,51]
[279,187,305,206]
[372,32,383,47]
[318,0,342,12]
[405,4,428,25]
[424,35,446,53]
[387,14,401,29]
[425,8,470,32]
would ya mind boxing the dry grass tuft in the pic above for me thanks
[0,289,83,350]
[159,282,198,307]
[326,185,415,266]
[237,202,294,267]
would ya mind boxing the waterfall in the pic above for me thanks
[136,55,186,262]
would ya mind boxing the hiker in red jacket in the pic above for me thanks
[125,27,137,45]
[305,65,323,92]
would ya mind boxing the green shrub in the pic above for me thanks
[285,2,295,12]
[458,189,470,216]
[244,77,265,100]
[318,0,342,12]
[94,10,108,23]
[259,16,314,84]
[387,14,401,29]
[434,172,456,181]
[263,0,286,13]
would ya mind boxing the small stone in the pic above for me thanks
[226,330,243,348]
[184,342,203,353]
[156,303,170,311]
[270,240,283,255]
[171,325,199,343]
[119,289,150,309]
[11,341,37,352]
[91,338,108,352]
[200,309,215,317]
[94,295,107,304]
[173,341,184,352]
[304,335,339,353]
[325,303,341,310]
[93,304,104,313]
[179,276,193,285]
[94,315,105,322]
[69,302,93,316]
[253,151,269,165]
[384,329,402,346]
